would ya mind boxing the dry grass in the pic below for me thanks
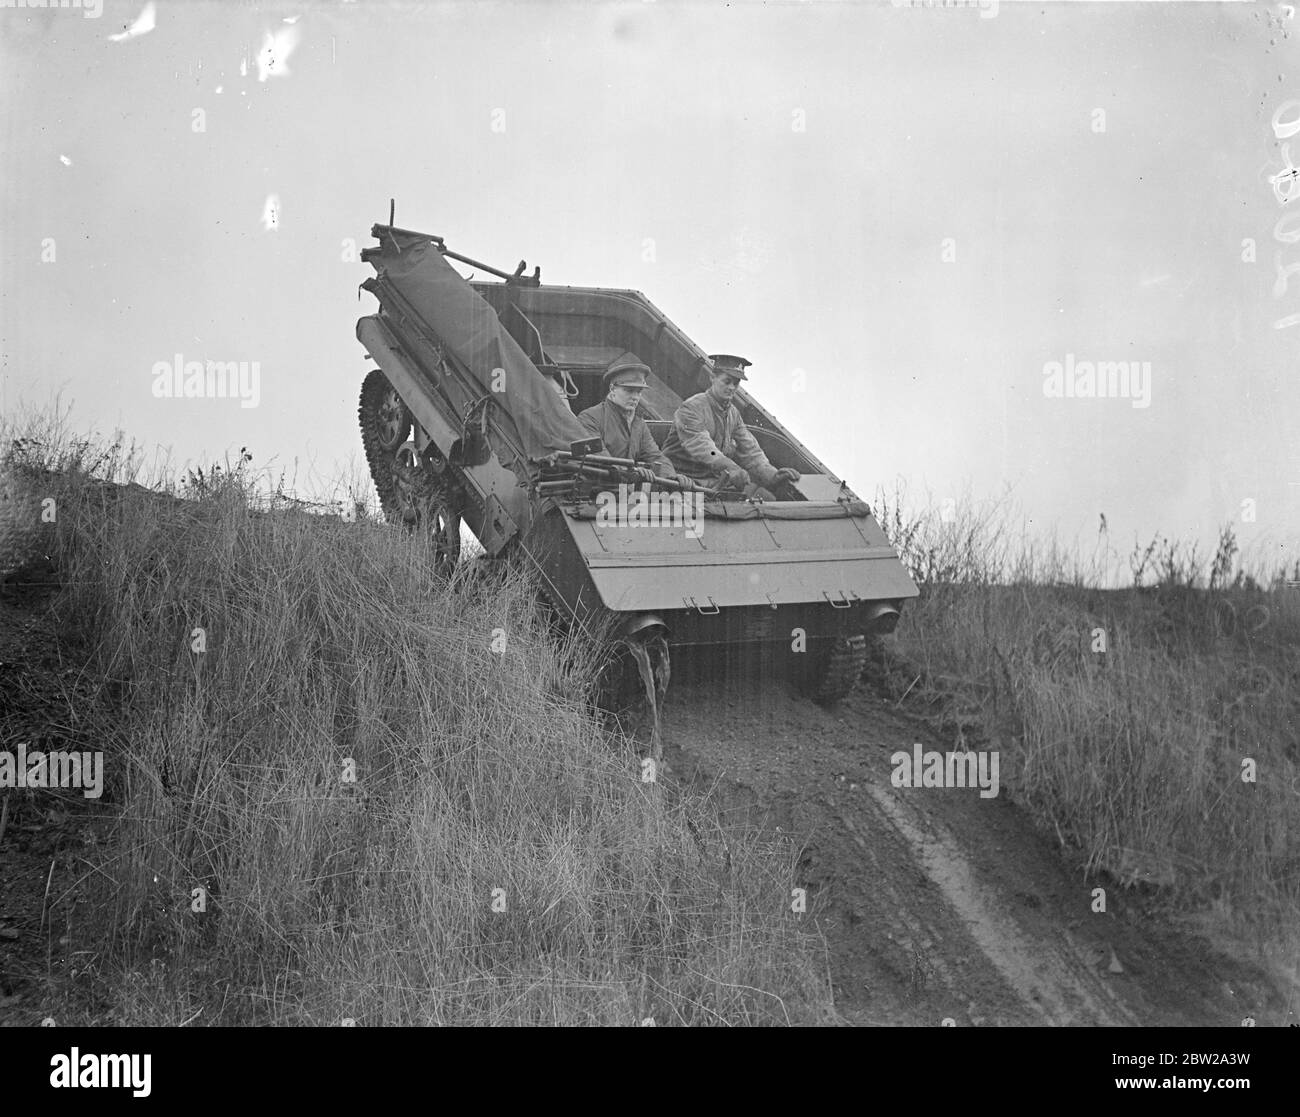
[874,482,1300,955]
[2,417,831,1026]
[8,404,1297,1020]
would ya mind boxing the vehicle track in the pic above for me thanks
[664,673,1289,1026]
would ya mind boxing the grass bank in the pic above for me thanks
[1,421,830,1026]
[874,485,1300,966]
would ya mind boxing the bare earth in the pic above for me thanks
[663,673,1293,1027]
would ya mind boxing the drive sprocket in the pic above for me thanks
[358,368,412,522]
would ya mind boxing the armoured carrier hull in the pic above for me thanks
[355,215,918,711]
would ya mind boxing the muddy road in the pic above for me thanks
[663,673,1291,1027]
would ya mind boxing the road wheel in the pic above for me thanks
[392,443,462,578]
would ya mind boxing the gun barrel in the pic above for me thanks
[555,450,638,469]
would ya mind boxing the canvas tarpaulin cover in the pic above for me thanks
[376,237,593,461]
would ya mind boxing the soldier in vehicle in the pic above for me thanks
[661,354,801,499]
[577,356,679,485]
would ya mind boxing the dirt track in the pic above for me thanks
[664,674,1291,1027]
[1,585,1292,1026]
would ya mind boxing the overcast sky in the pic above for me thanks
[2,0,1297,579]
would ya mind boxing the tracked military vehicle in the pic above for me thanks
[355,209,918,714]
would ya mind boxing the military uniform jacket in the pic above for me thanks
[577,399,676,477]
[660,392,780,486]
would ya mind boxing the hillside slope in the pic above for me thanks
[1,448,1296,1026]
[666,676,1295,1026]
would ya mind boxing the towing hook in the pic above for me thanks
[684,596,720,615]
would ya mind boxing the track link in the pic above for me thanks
[815,634,867,706]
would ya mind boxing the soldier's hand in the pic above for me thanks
[634,466,656,485]
[775,468,801,484]
[720,467,748,491]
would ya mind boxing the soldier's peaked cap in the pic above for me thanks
[708,354,750,380]
[603,354,651,390]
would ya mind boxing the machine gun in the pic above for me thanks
[534,442,741,498]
